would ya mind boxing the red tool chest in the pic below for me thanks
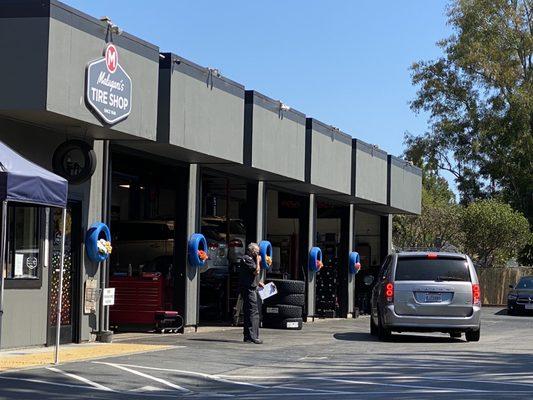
[110,274,173,326]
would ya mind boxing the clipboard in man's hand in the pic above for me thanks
[258,282,278,301]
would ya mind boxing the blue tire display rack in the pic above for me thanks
[188,233,208,268]
[259,240,272,270]
[349,251,362,274]
[85,222,111,263]
[308,247,323,272]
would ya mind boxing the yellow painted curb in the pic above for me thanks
[0,343,171,372]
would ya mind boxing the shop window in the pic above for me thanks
[3,205,43,285]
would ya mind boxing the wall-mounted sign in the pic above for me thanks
[52,140,97,185]
[84,277,100,314]
[102,288,115,306]
[86,43,132,125]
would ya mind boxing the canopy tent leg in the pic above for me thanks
[0,200,7,350]
[54,207,67,365]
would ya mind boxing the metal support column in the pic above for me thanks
[185,164,201,328]
[306,193,317,318]
[380,214,393,263]
[97,139,111,342]
[256,182,267,282]
[348,204,356,317]
[0,200,8,349]
[386,214,393,254]
[256,181,266,242]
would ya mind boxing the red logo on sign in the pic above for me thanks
[105,44,118,73]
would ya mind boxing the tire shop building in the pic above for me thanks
[0,0,421,349]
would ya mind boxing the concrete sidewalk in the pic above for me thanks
[0,342,171,372]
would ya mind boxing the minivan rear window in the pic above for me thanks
[395,257,470,282]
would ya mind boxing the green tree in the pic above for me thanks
[407,0,533,226]
[462,199,531,267]
[393,171,464,250]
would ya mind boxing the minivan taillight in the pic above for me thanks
[385,282,394,303]
[472,283,481,305]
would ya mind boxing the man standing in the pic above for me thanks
[239,243,263,344]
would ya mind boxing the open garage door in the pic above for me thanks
[108,150,186,332]
[199,173,250,325]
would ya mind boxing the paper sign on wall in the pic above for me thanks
[102,288,115,306]
[84,278,100,314]
[14,253,24,277]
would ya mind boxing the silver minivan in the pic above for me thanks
[370,252,481,341]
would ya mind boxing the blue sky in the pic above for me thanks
[64,0,451,157]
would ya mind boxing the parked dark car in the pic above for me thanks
[507,276,533,315]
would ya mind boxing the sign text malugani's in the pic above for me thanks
[85,43,132,125]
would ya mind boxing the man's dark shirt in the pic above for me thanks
[239,254,260,288]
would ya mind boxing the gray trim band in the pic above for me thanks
[353,139,388,160]
[247,90,306,125]
[388,155,423,176]
[307,118,352,146]
[160,53,244,99]
[1,0,160,61]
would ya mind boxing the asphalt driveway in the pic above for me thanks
[1,307,532,399]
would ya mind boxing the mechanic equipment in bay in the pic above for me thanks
[155,311,183,333]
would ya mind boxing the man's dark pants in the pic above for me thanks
[242,287,260,341]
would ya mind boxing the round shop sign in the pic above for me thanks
[52,140,97,185]
[85,43,132,125]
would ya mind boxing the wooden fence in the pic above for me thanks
[477,267,533,306]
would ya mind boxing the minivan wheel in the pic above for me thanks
[465,328,480,342]
[377,313,392,341]
[370,316,378,336]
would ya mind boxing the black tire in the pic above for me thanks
[370,315,378,336]
[264,293,305,307]
[263,304,302,319]
[52,140,97,184]
[262,314,282,328]
[507,308,516,316]
[377,312,392,341]
[267,279,305,295]
[465,328,480,342]
[449,332,462,339]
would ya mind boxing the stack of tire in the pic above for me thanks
[262,279,305,330]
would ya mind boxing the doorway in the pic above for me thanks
[47,201,82,345]
[108,151,183,330]
[199,173,249,324]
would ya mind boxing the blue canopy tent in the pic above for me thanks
[0,141,68,363]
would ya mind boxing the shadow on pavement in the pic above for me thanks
[494,308,509,315]
[187,338,244,344]
[333,331,461,343]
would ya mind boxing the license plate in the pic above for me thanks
[266,307,279,314]
[425,293,442,303]
[286,321,299,328]
[526,304,533,310]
